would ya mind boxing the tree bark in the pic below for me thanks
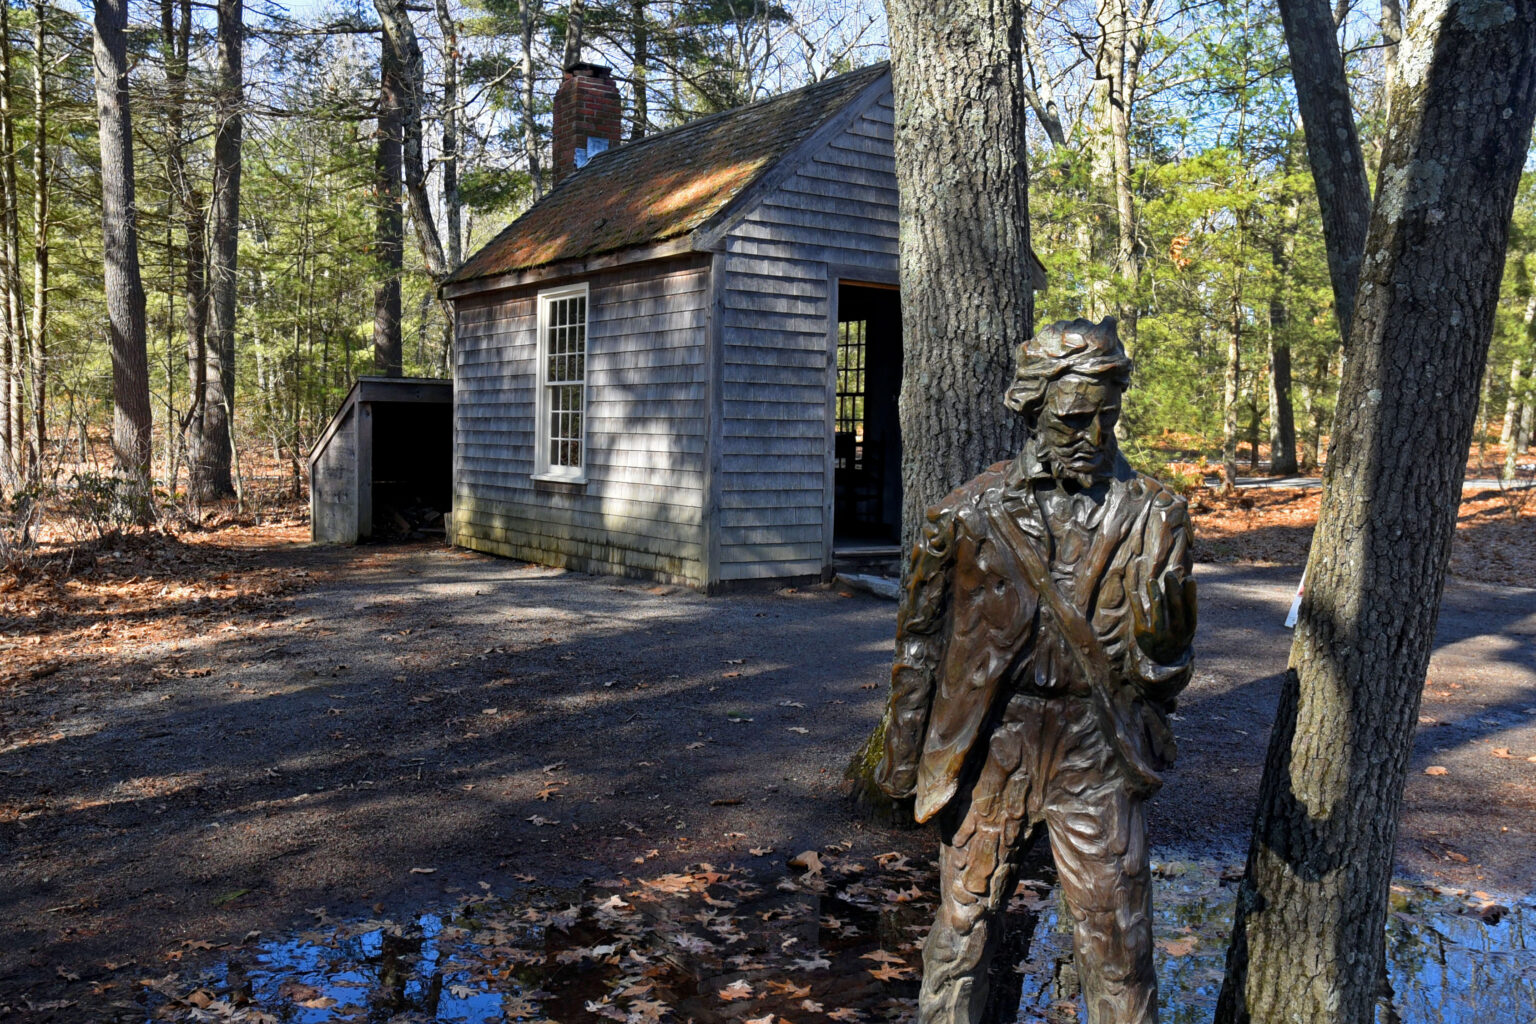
[373,0,448,279]
[1267,234,1299,476]
[1501,294,1533,446]
[1094,0,1141,350]
[562,0,586,69]
[434,0,461,271]
[850,0,1035,817]
[630,0,648,140]
[30,0,49,474]
[374,29,404,377]
[1221,267,1242,492]
[93,0,154,501]
[195,0,243,500]
[1216,5,1536,1023]
[1275,0,1371,348]
[1022,2,1067,147]
[887,0,1035,548]
[0,0,25,483]
[522,0,544,200]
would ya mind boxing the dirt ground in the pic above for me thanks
[1,498,1533,1020]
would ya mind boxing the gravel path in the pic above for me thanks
[2,540,1532,1016]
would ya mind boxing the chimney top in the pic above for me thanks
[553,62,623,183]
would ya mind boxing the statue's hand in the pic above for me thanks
[1132,569,1197,665]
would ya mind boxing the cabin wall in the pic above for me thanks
[311,402,359,544]
[452,255,711,584]
[714,88,898,581]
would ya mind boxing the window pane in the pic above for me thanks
[542,293,587,473]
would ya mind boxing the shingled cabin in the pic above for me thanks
[442,61,1045,591]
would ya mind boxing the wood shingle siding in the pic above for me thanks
[451,256,711,585]
[713,90,898,581]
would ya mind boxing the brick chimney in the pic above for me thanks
[553,63,622,183]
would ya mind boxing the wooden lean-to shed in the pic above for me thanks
[442,62,1044,590]
[309,376,453,544]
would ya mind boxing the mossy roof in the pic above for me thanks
[446,63,890,284]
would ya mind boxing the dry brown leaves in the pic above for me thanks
[0,514,312,696]
[1188,486,1536,587]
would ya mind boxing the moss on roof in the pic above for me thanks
[447,63,890,284]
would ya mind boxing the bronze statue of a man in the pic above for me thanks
[876,317,1196,1024]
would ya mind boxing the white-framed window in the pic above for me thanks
[534,283,590,483]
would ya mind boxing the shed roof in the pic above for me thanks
[447,63,891,285]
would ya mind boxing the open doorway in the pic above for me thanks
[834,282,902,547]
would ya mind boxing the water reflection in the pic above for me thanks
[1015,863,1535,1024]
[148,857,1532,1023]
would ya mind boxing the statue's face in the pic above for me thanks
[1035,376,1121,483]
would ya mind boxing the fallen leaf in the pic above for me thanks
[789,850,824,875]
[409,866,436,874]
[710,798,743,806]
[1424,765,1448,776]
[514,872,536,882]
[745,1016,776,1024]
[766,980,812,998]
[1491,748,1515,759]
[869,963,914,982]
[718,979,754,1002]
[787,726,809,734]
[1157,935,1198,956]
[750,846,774,856]
[686,741,707,749]
[527,815,559,827]
[778,700,805,708]
[828,1011,862,1022]
[861,950,905,966]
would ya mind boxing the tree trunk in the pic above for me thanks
[162,0,210,498]
[373,0,448,279]
[0,0,25,484]
[1095,0,1140,351]
[1221,273,1242,492]
[434,0,461,271]
[196,0,243,501]
[1267,231,1299,475]
[30,0,49,475]
[1501,295,1533,445]
[850,0,1036,817]
[1276,0,1371,348]
[630,0,648,140]
[374,30,404,377]
[93,0,154,502]
[522,0,543,200]
[1022,3,1067,147]
[1215,6,1536,1023]
[562,0,586,69]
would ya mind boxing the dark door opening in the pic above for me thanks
[834,283,902,546]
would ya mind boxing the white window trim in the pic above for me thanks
[532,282,591,484]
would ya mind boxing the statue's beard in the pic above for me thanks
[1038,442,1113,488]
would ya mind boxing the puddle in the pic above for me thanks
[138,855,1533,1024]
[1014,860,1536,1024]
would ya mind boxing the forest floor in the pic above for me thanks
[1,484,1533,1022]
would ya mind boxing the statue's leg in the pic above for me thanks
[918,721,1038,1024]
[1043,757,1156,1024]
